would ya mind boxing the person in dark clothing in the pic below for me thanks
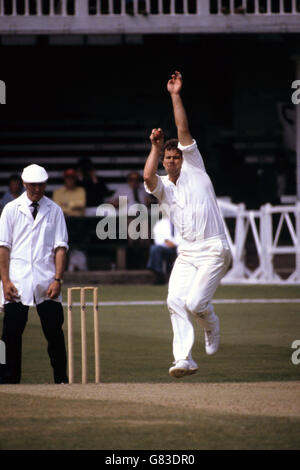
[77,157,114,209]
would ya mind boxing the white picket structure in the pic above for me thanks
[218,200,300,284]
[0,0,299,34]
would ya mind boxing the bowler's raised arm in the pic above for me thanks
[143,128,164,192]
[167,71,193,147]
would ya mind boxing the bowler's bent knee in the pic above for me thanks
[185,298,212,318]
[167,294,186,315]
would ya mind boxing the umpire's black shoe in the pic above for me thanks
[0,375,21,384]
[54,375,68,384]
[0,377,11,384]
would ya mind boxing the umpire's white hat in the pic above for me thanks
[21,164,48,183]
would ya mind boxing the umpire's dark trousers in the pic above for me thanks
[0,300,67,384]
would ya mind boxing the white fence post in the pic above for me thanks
[296,202,300,281]
[75,0,88,16]
[234,203,247,278]
[223,203,247,281]
[200,0,210,15]
[260,204,275,281]
[221,202,300,284]
[289,201,300,282]
[37,0,42,16]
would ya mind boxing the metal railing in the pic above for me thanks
[0,0,299,16]
[211,0,300,15]
[218,200,300,284]
[0,0,299,34]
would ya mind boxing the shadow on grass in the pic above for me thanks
[0,392,299,450]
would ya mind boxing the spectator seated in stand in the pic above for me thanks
[108,170,152,269]
[147,215,182,285]
[109,170,151,210]
[77,157,114,216]
[0,174,24,212]
[52,169,87,271]
[52,168,86,217]
[67,249,88,272]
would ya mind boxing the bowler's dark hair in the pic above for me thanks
[161,139,182,161]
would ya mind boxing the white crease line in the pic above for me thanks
[214,299,300,304]
[63,299,300,307]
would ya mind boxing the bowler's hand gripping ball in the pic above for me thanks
[153,129,162,141]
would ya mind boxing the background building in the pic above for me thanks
[0,0,299,272]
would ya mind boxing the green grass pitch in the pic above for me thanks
[0,284,299,450]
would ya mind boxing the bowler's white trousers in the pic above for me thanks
[167,234,232,361]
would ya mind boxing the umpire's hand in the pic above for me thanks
[2,280,20,302]
[47,281,61,300]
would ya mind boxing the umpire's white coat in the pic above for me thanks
[0,192,68,306]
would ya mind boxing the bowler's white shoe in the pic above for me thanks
[186,358,199,375]
[169,359,190,378]
[204,315,220,355]
[169,359,199,378]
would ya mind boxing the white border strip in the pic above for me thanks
[63,299,300,307]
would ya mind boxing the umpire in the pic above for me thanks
[0,164,69,384]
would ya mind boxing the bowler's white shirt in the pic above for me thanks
[0,192,68,306]
[145,140,225,244]
[153,217,182,248]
